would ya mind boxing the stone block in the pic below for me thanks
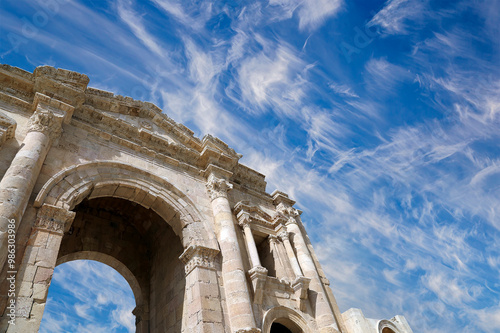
[33,267,53,284]
[16,296,33,318]
[32,283,48,301]
[34,248,58,268]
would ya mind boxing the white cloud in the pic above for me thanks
[117,0,166,57]
[369,0,427,35]
[364,57,412,95]
[237,41,308,116]
[328,82,359,98]
[423,272,474,306]
[268,0,343,31]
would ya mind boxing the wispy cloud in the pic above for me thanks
[116,0,166,57]
[369,0,427,35]
[269,0,343,31]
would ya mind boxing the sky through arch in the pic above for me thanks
[40,260,135,333]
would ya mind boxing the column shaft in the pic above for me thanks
[280,232,303,279]
[271,237,295,281]
[242,224,261,269]
[207,175,258,332]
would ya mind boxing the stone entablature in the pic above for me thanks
[0,64,413,333]
[0,64,266,193]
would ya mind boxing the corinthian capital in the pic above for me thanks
[278,230,289,241]
[27,110,63,141]
[179,244,220,275]
[206,175,233,201]
[34,204,76,235]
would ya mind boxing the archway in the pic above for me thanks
[42,196,186,332]
[378,319,400,333]
[262,306,311,333]
[34,161,218,250]
[11,162,223,332]
[39,260,136,332]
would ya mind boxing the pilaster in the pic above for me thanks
[180,244,224,333]
[6,204,75,333]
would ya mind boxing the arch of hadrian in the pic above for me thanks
[0,64,413,333]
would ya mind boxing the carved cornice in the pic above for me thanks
[34,204,76,235]
[234,201,278,230]
[206,174,233,201]
[179,244,220,275]
[271,190,304,227]
[34,66,89,108]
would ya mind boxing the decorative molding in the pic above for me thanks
[32,92,74,123]
[248,265,268,305]
[235,328,261,333]
[206,174,233,201]
[234,201,279,230]
[292,276,311,311]
[272,190,303,226]
[0,111,16,145]
[179,244,220,275]
[34,204,76,235]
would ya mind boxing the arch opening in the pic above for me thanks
[40,196,186,333]
[271,321,295,333]
[382,328,396,333]
[40,260,136,333]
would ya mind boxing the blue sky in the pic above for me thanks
[1,0,500,332]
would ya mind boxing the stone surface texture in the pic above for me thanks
[0,64,413,333]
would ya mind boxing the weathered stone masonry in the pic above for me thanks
[0,64,412,333]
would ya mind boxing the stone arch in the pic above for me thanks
[378,320,400,333]
[262,306,312,333]
[34,161,218,250]
[56,251,142,308]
